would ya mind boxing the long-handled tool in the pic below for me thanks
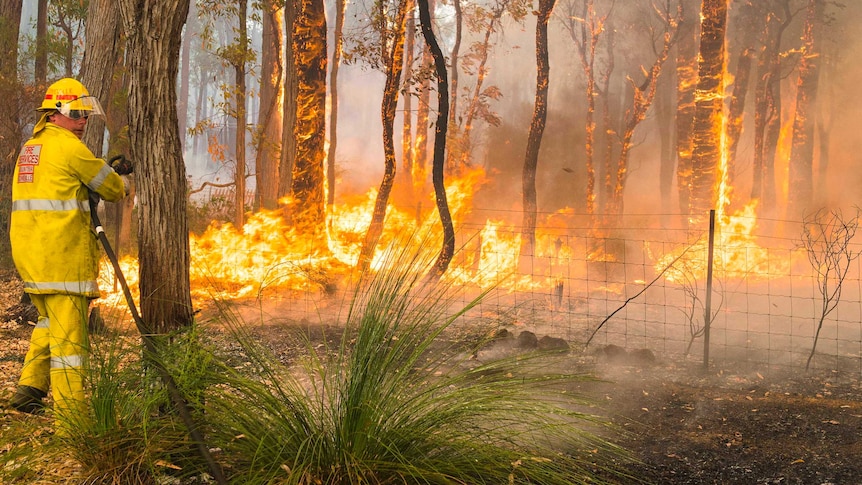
[90,169,227,484]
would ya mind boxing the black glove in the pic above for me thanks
[108,154,134,175]
[88,190,101,209]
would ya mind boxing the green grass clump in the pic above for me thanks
[203,244,634,484]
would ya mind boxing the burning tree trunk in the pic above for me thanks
[564,0,612,217]
[255,0,284,211]
[117,0,194,332]
[688,0,728,220]
[786,0,823,220]
[605,4,678,219]
[414,14,434,204]
[327,0,346,208]
[417,0,454,280]
[675,0,698,215]
[357,0,408,273]
[752,0,793,213]
[724,2,759,196]
[291,0,328,243]
[279,0,299,201]
[520,0,556,259]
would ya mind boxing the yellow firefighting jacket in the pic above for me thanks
[10,123,126,298]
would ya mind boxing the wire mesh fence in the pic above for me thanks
[188,198,862,377]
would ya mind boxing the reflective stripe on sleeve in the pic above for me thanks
[87,164,115,193]
[24,280,99,294]
[12,199,89,212]
[51,354,84,369]
[35,317,49,329]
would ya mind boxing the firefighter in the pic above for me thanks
[7,78,131,433]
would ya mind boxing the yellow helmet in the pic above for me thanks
[39,77,105,119]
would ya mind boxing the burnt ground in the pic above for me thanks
[2,268,862,484]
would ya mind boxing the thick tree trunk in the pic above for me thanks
[688,0,728,220]
[80,0,122,158]
[521,0,556,259]
[255,0,284,211]
[0,0,23,265]
[117,0,193,333]
[358,0,408,273]
[279,0,299,201]
[786,0,822,220]
[291,0,327,244]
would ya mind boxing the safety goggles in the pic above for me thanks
[57,95,105,120]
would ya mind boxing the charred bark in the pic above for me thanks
[688,0,728,219]
[418,0,454,280]
[521,0,556,259]
[675,0,699,215]
[291,0,328,244]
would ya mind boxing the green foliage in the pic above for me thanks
[203,242,634,484]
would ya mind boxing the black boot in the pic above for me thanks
[9,386,47,414]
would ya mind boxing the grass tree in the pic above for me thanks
[204,242,633,483]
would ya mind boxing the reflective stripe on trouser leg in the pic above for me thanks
[18,295,50,393]
[45,293,90,430]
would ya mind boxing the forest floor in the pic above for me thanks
[2,268,862,484]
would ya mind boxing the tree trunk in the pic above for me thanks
[358,0,408,273]
[327,0,346,208]
[255,0,284,211]
[291,0,327,244]
[520,0,556,259]
[688,0,728,220]
[117,0,194,333]
[786,0,822,220]
[607,13,677,219]
[35,0,47,87]
[657,59,675,226]
[675,0,699,215]
[279,0,299,201]
[565,0,607,217]
[400,2,415,206]
[178,2,194,153]
[418,0,453,280]
[80,0,122,158]
[0,0,24,265]
[724,2,758,196]
[233,0,248,228]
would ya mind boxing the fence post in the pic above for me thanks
[703,209,716,370]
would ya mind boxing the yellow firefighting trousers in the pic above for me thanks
[18,293,89,432]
